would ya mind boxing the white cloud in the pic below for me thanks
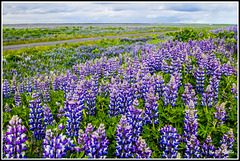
[2,2,238,24]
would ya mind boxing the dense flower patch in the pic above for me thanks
[2,26,238,158]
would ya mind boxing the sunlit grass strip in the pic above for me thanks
[2,38,120,57]
[3,29,174,46]
[3,33,170,57]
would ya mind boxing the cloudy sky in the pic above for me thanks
[2,1,238,24]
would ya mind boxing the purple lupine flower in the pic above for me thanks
[214,143,229,159]
[219,129,235,150]
[18,82,26,94]
[74,129,88,155]
[115,115,133,158]
[3,132,7,158]
[231,83,238,100]
[118,80,132,115]
[85,123,94,150]
[196,64,205,94]
[43,89,50,103]
[152,51,162,72]
[87,123,109,159]
[3,79,10,98]
[4,115,28,158]
[213,102,226,127]
[135,137,152,158]
[185,55,192,74]
[42,128,69,158]
[163,75,178,107]
[11,84,16,95]
[209,76,220,101]
[57,106,65,118]
[32,92,40,99]
[181,83,198,106]
[108,85,119,117]
[206,59,220,77]
[33,78,41,93]
[53,76,60,91]
[155,75,165,99]
[29,98,45,140]
[91,74,99,96]
[64,96,83,137]
[126,99,143,155]
[176,58,183,76]
[162,60,169,74]
[44,80,50,92]
[222,61,233,76]
[201,85,214,107]
[74,82,86,109]
[26,78,32,95]
[183,100,200,158]
[143,87,159,125]
[99,80,108,97]
[184,134,201,158]
[159,125,180,158]
[213,66,222,80]
[85,87,96,116]
[14,89,22,107]
[173,72,182,88]
[4,103,11,112]
[169,60,176,74]
[42,104,54,127]
[201,135,215,158]
[135,79,144,100]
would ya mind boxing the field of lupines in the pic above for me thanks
[2,26,238,159]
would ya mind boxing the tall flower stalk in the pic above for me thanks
[4,115,28,158]
[183,100,200,158]
[159,125,180,158]
[115,115,133,158]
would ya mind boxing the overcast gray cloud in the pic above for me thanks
[2,2,238,24]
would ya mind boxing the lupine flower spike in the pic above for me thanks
[4,115,28,158]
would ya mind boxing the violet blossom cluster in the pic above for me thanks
[155,75,165,99]
[4,103,11,112]
[85,87,97,116]
[183,100,200,158]
[74,123,94,156]
[219,129,235,150]
[214,143,229,159]
[181,83,198,106]
[213,102,226,127]
[29,98,45,140]
[201,135,215,158]
[115,115,133,158]
[163,75,178,107]
[201,85,214,107]
[196,64,205,94]
[42,104,55,127]
[42,124,74,158]
[126,99,143,155]
[222,61,233,77]
[118,80,132,115]
[87,123,109,158]
[3,115,28,158]
[143,88,159,125]
[64,93,83,137]
[3,79,10,98]
[108,85,119,117]
[14,89,22,107]
[159,125,180,158]
[135,136,152,158]
[209,75,220,101]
